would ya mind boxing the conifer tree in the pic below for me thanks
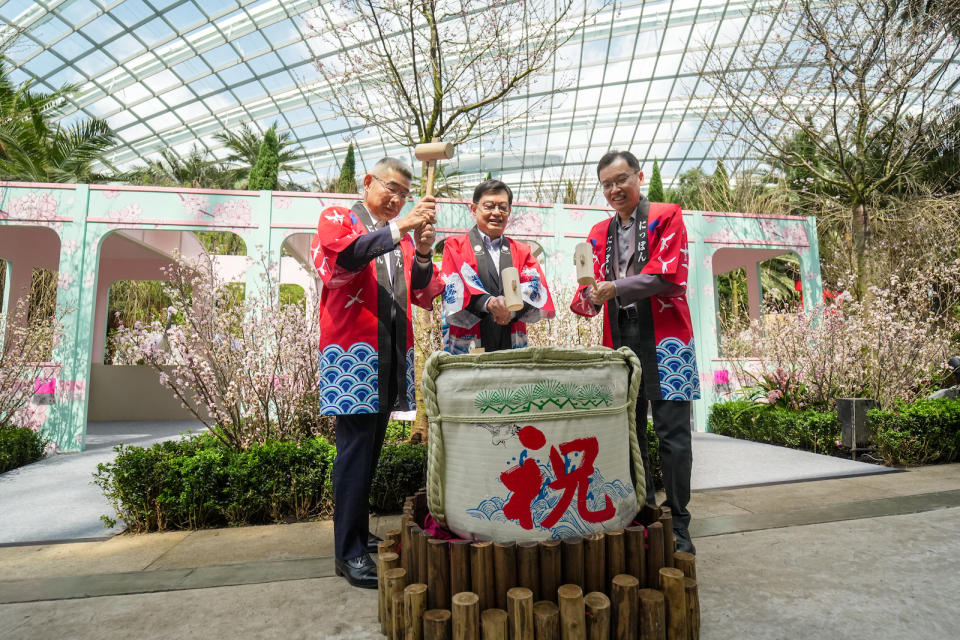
[337,143,357,193]
[247,127,279,190]
[648,159,664,202]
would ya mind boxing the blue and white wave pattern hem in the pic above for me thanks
[405,347,416,409]
[318,342,379,414]
[656,337,701,401]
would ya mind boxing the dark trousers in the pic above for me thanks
[332,345,399,561]
[333,411,390,560]
[619,316,693,532]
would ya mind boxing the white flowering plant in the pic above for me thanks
[111,254,331,451]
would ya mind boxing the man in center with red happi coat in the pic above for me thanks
[439,179,555,353]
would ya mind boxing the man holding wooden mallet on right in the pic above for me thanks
[570,150,701,554]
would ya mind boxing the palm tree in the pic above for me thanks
[212,122,305,189]
[0,57,116,183]
[121,146,236,189]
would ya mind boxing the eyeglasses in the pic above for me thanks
[476,201,510,213]
[600,172,637,193]
[372,174,410,200]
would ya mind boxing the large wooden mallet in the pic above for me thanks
[414,141,455,196]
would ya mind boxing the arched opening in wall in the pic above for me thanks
[280,233,322,309]
[103,280,171,365]
[712,247,802,359]
[715,266,749,354]
[758,253,802,314]
[193,231,247,256]
[0,225,61,356]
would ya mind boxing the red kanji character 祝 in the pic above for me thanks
[540,436,615,529]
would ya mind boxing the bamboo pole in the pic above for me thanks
[380,539,399,557]
[507,587,534,640]
[533,600,560,640]
[405,583,428,640]
[428,539,451,610]
[386,567,408,640]
[684,578,700,640]
[379,552,401,634]
[646,522,664,589]
[401,514,413,576]
[557,584,586,640]
[480,609,507,640]
[450,540,472,599]
[452,591,480,640]
[625,526,646,588]
[493,542,518,610]
[539,540,562,603]
[583,533,605,595]
[610,574,639,640]
[673,552,696,581]
[638,589,666,640]
[517,541,540,602]
[386,528,402,548]
[583,592,610,640]
[659,568,688,640]
[471,541,496,611]
[561,538,584,589]
[606,530,625,587]
[392,592,405,640]
[424,609,452,640]
[418,529,429,588]
[659,509,675,569]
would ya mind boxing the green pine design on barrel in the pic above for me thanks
[475,380,614,414]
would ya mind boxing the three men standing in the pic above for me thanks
[314,152,699,590]
[570,150,700,554]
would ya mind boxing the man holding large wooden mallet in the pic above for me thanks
[311,152,447,588]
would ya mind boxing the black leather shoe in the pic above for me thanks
[674,527,696,555]
[335,554,378,589]
[366,532,383,554]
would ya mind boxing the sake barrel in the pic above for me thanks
[422,346,645,542]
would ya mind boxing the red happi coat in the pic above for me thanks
[440,231,555,353]
[311,203,443,415]
[570,201,701,401]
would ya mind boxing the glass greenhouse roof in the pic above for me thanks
[4,0,958,203]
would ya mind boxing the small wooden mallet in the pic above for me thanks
[414,141,455,197]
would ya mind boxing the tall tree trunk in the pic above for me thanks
[851,202,871,302]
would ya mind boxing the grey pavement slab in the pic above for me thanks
[2,506,958,639]
[0,421,202,545]
[691,432,893,491]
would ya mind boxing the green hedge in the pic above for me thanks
[869,399,960,466]
[0,426,47,474]
[708,400,841,454]
[95,435,425,533]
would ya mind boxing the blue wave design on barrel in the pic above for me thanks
[319,342,379,414]
[655,337,701,401]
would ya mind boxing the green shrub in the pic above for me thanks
[95,434,425,532]
[645,420,664,491]
[370,442,427,512]
[708,400,841,454]
[95,435,339,532]
[869,399,960,466]
[0,425,48,474]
